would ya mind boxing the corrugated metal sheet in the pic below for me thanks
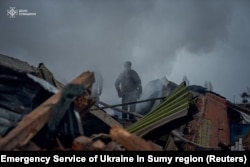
[126,82,192,137]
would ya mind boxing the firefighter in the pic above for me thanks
[115,61,142,121]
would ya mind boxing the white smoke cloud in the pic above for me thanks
[0,0,249,106]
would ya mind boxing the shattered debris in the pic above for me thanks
[110,126,162,151]
[0,54,250,151]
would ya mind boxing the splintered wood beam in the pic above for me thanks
[0,71,95,150]
[110,126,162,151]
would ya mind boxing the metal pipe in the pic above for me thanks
[96,101,144,118]
[89,96,166,111]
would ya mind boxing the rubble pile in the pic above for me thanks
[0,54,249,151]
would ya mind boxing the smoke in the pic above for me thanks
[136,78,164,115]
[0,0,249,106]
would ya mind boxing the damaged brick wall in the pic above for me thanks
[184,93,230,150]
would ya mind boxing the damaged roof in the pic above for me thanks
[0,54,36,73]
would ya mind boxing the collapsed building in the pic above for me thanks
[0,54,249,151]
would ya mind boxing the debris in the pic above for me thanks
[126,82,192,137]
[0,54,36,73]
[72,136,93,151]
[89,106,123,128]
[1,54,250,151]
[72,134,124,151]
[0,68,95,150]
[15,141,43,151]
[230,138,245,151]
[98,100,143,118]
[243,130,250,150]
[183,93,230,150]
[110,126,162,151]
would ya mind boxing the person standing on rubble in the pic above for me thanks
[115,61,142,121]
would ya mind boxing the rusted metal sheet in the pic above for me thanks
[0,71,95,150]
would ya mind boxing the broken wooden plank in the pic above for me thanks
[110,126,162,151]
[0,71,95,150]
[89,106,123,128]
